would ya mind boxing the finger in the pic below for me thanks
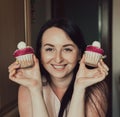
[33,55,41,71]
[9,68,23,78]
[98,62,108,76]
[79,75,106,88]
[100,59,109,71]
[10,75,38,88]
[8,61,20,72]
[8,60,19,68]
[32,54,39,63]
[91,68,107,82]
[9,68,28,84]
[9,76,31,86]
[79,54,86,68]
[33,55,39,66]
[98,69,108,79]
[9,70,23,81]
[98,59,109,74]
[80,54,85,63]
[9,69,16,79]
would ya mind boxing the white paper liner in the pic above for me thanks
[85,51,102,67]
[16,54,34,68]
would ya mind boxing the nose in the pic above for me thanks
[54,51,63,63]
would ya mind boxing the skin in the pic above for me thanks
[40,27,80,100]
[8,27,109,117]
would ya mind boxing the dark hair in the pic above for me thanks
[36,18,86,74]
[35,18,108,117]
[35,18,86,117]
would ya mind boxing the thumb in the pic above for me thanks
[33,54,39,65]
[79,54,86,67]
[76,54,86,79]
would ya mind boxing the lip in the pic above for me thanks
[51,64,67,71]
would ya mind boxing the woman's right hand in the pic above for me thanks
[8,55,42,90]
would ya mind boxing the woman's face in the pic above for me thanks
[40,27,80,80]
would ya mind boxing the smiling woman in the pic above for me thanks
[0,0,112,116]
[8,18,109,117]
[41,27,80,82]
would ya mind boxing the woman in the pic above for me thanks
[8,18,109,117]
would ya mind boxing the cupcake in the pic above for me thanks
[13,41,34,68]
[84,41,104,67]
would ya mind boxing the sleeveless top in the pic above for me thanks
[42,82,70,117]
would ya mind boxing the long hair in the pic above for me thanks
[35,18,86,80]
[35,18,108,117]
[35,18,86,117]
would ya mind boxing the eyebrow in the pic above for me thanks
[43,43,75,47]
[63,44,75,47]
[43,43,54,47]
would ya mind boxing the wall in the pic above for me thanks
[0,0,25,116]
[112,0,120,116]
[0,0,50,115]
[64,0,99,44]
[31,0,51,49]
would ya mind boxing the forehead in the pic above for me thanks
[42,27,75,45]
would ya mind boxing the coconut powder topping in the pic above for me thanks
[17,41,27,49]
[92,41,101,48]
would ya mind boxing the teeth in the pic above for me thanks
[53,65,65,69]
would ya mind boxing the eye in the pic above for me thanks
[64,48,72,52]
[45,48,54,52]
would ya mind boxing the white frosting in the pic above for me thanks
[92,41,101,48]
[17,41,27,49]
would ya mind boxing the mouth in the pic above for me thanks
[51,64,67,70]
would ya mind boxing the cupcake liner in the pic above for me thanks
[16,54,34,68]
[85,51,102,67]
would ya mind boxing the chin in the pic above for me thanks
[50,71,73,80]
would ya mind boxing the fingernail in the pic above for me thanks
[15,61,19,64]
[102,55,107,59]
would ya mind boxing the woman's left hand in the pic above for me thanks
[74,54,109,91]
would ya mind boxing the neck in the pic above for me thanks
[51,75,72,89]
[50,75,73,100]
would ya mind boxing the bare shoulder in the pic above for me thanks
[18,86,32,117]
[85,81,108,117]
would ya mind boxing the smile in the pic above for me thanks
[52,64,67,70]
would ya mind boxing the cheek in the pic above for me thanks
[64,53,79,63]
[41,52,53,63]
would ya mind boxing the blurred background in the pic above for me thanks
[0,0,119,117]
